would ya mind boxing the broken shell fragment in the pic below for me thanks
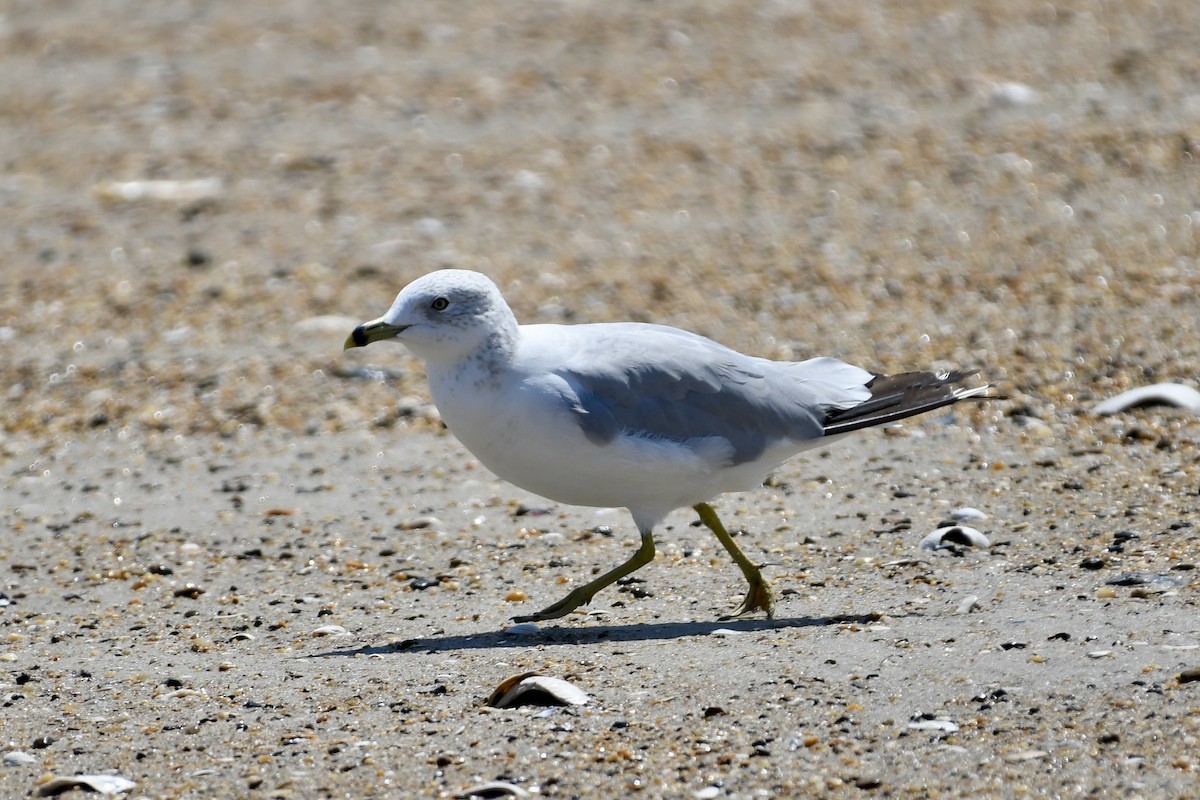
[949,507,987,521]
[36,775,137,796]
[396,516,442,530]
[311,625,349,637]
[93,178,223,204]
[455,781,530,798]
[907,716,959,733]
[1093,383,1200,415]
[919,526,990,551]
[487,672,589,708]
[955,595,981,614]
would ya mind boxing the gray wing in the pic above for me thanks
[522,323,872,465]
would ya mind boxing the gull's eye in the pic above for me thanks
[430,297,450,311]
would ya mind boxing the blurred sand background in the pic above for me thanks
[2,1,1199,797]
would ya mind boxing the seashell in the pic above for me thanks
[503,623,540,636]
[1106,572,1183,590]
[1093,383,1200,415]
[93,178,222,204]
[907,717,959,733]
[3,751,36,766]
[955,595,981,614]
[487,672,589,708]
[455,781,530,798]
[36,774,136,796]
[949,507,987,521]
[395,516,442,530]
[919,526,989,551]
[988,81,1040,107]
[311,625,349,637]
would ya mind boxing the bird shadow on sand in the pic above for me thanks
[310,612,907,658]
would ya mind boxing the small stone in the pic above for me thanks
[408,577,439,591]
[1178,667,1200,684]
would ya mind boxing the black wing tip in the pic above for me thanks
[824,367,990,436]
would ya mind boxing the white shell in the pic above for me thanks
[1093,383,1200,415]
[907,718,959,733]
[488,673,589,708]
[3,751,36,766]
[36,775,136,796]
[93,179,223,204]
[949,507,987,521]
[920,526,990,551]
[311,625,349,637]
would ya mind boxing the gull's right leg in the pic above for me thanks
[693,502,774,619]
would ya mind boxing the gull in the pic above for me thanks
[345,269,988,622]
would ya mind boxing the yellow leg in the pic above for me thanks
[694,502,774,619]
[512,530,656,623]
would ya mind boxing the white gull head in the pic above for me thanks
[344,269,517,366]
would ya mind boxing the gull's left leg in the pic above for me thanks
[693,502,774,619]
[512,528,656,623]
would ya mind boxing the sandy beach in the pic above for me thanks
[2,1,1199,797]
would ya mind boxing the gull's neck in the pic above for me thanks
[428,302,519,384]
[473,326,517,376]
